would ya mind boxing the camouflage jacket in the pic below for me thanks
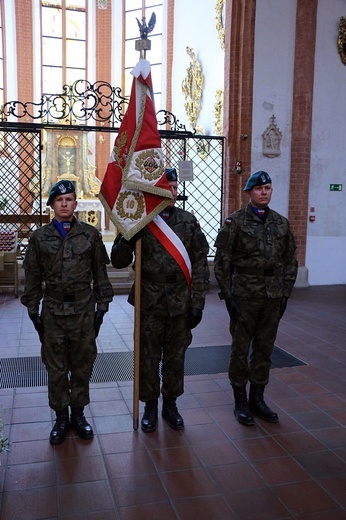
[21,219,113,316]
[111,207,210,316]
[214,205,298,300]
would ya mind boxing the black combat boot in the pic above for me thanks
[141,400,158,433]
[162,397,184,430]
[249,384,279,423]
[70,407,94,439]
[50,409,70,445]
[232,385,255,426]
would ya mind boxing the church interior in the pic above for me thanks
[0,1,345,518]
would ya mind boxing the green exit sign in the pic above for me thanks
[330,184,342,191]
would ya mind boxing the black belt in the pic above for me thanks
[234,266,281,277]
[45,287,92,302]
[142,272,186,283]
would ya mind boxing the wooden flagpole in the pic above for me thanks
[133,238,142,430]
[132,13,156,431]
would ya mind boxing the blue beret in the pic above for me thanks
[243,171,272,191]
[47,180,76,206]
[165,168,177,181]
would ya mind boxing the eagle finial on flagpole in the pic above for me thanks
[136,12,156,39]
[135,12,156,58]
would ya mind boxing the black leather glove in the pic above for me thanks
[94,310,106,338]
[279,296,288,319]
[127,228,145,248]
[188,307,203,329]
[29,313,44,343]
[225,297,240,323]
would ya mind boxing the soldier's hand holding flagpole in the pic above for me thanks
[99,14,172,430]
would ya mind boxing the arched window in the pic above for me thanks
[41,0,87,94]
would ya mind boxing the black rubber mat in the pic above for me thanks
[0,345,305,389]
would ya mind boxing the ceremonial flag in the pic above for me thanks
[99,59,172,240]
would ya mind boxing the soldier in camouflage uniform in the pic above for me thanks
[21,180,113,444]
[111,168,209,433]
[214,171,297,426]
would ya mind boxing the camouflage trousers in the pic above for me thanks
[139,313,192,402]
[41,307,97,412]
[229,297,281,387]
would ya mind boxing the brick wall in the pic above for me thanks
[15,0,34,109]
[289,0,318,266]
[223,0,256,218]
[95,4,113,183]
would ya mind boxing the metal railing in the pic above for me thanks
[0,81,224,256]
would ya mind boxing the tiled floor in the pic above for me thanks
[0,281,345,519]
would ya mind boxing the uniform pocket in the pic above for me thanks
[70,236,93,269]
[272,226,288,256]
[236,224,259,255]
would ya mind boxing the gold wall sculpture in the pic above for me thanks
[214,89,224,137]
[215,0,225,51]
[181,47,204,129]
[338,17,346,64]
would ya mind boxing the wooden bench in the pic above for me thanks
[0,230,19,296]
[0,213,51,239]
[0,214,50,296]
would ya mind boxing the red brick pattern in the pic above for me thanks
[15,0,34,114]
[95,4,112,182]
[289,0,318,266]
[223,0,256,217]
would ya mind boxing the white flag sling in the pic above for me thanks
[147,215,192,286]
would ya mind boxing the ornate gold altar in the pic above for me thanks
[37,130,105,230]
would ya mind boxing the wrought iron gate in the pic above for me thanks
[0,128,46,250]
[160,133,224,256]
[0,82,224,256]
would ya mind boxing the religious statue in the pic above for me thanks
[61,151,74,174]
[58,148,77,178]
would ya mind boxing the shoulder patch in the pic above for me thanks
[225,217,232,225]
